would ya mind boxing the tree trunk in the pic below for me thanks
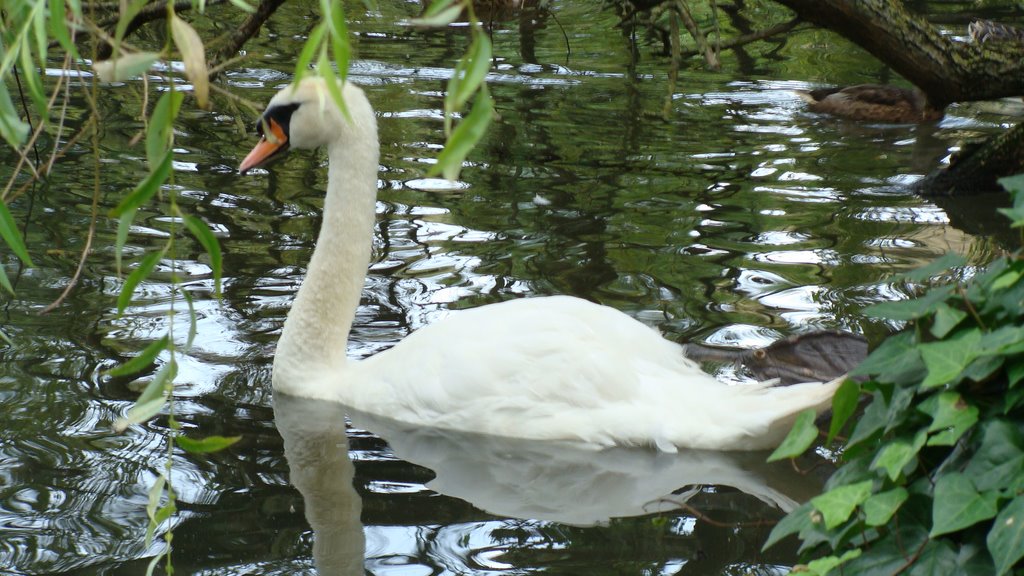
[769,0,1024,106]
[917,120,1024,196]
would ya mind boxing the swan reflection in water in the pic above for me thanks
[275,393,829,574]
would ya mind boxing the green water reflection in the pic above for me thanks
[0,0,1015,573]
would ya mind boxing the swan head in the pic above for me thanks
[239,76,375,173]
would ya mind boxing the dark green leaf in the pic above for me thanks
[175,434,241,453]
[906,539,959,576]
[767,408,818,462]
[1008,358,1024,388]
[827,378,860,444]
[884,384,917,433]
[930,303,967,338]
[930,472,998,537]
[0,199,34,267]
[842,525,929,575]
[847,391,889,447]
[810,480,873,530]
[864,285,954,321]
[987,495,1024,576]
[863,487,908,526]
[998,174,1024,195]
[763,501,817,551]
[117,249,164,315]
[105,334,170,377]
[851,331,920,378]
[991,268,1023,291]
[964,420,1024,493]
[895,252,967,283]
[919,391,979,447]
[920,328,982,389]
[111,151,173,217]
[960,355,1003,387]
[182,215,222,297]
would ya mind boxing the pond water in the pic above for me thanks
[1,0,1019,573]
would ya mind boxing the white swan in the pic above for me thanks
[240,77,843,452]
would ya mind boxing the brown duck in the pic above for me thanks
[795,84,944,123]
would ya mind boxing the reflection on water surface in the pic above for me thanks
[0,0,1015,573]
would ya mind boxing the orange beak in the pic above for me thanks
[239,119,289,174]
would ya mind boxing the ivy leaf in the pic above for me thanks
[847,390,889,447]
[930,303,967,338]
[894,252,967,283]
[864,285,954,321]
[810,480,874,530]
[827,378,860,444]
[919,328,982,389]
[870,430,926,481]
[907,540,960,576]
[964,420,1024,493]
[918,391,979,447]
[851,331,920,378]
[863,487,909,526]
[987,495,1024,576]
[930,472,998,537]
[803,548,863,575]
[767,408,818,462]
[763,501,817,550]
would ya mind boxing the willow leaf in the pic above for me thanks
[0,200,33,266]
[117,249,164,315]
[105,334,170,377]
[176,434,241,453]
[170,14,209,108]
[431,85,493,180]
[182,215,222,297]
[110,151,173,217]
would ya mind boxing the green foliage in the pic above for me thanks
[417,0,495,180]
[2,1,491,569]
[767,175,1024,575]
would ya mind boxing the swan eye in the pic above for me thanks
[256,102,301,138]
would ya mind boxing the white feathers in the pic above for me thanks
[262,77,842,452]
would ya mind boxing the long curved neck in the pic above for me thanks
[274,130,379,382]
